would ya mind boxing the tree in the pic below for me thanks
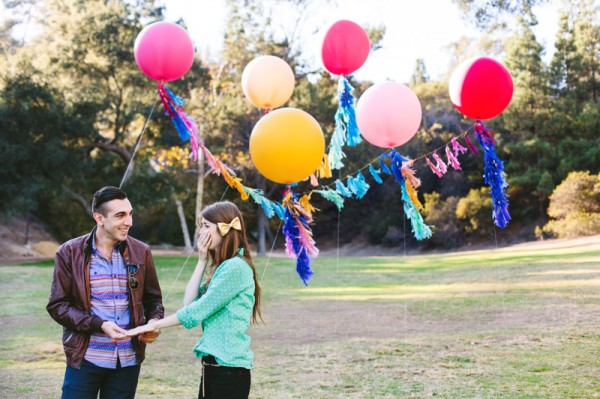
[543,171,600,237]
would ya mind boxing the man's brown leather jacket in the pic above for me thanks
[47,227,164,369]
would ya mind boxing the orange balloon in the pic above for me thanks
[241,55,295,109]
[250,108,325,184]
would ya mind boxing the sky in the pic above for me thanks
[163,0,561,84]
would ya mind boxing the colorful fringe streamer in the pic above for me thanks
[474,121,510,228]
[383,151,432,240]
[463,132,478,154]
[432,151,448,175]
[198,142,248,200]
[335,179,353,198]
[425,156,444,177]
[328,75,362,170]
[369,165,383,184]
[314,188,344,211]
[282,188,318,285]
[157,84,199,160]
[346,171,370,199]
[451,137,468,157]
[445,145,462,170]
[244,187,278,219]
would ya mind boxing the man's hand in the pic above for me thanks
[101,321,127,341]
[139,319,161,344]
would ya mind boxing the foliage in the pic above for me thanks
[543,170,600,237]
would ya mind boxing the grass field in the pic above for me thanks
[1,238,599,398]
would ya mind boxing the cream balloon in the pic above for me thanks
[241,55,295,109]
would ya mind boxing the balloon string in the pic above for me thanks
[119,99,159,189]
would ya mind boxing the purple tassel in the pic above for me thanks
[463,133,478,155]
[445,145,462,170]
[451,137,468,157]
[425,156,444,178]
[432,151,448,175]
[474,121,511,228]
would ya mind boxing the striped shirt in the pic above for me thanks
[84,236,137,368]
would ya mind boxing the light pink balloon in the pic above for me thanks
[134,22,195,82]
[356,82,422,148]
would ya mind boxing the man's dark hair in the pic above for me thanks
[92,186,128,216]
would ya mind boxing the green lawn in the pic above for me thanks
[1,240,600,398]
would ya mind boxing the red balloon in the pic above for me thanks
[321,20,370,76]
[448,57,513,120]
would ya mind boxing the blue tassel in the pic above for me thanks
[244,187,275,219]
[369,164,383,184]
[314,188,345,211]
[378,155,392,175]
[282,191,315,285]
[347,172,370,199]
[335,179,353,198]
[474,121,511,228]
[272,202,286,220]
[337,75,362,147]
[389,150,432,240]
[295,248,314,286]
[163,87,190,142]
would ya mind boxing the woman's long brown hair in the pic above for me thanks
[201,201,263,324]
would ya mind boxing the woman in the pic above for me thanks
[127,201,262,399]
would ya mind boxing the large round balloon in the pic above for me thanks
[321,20,370,76]
[250,108,325,184]
[241,55,295,109]
[448,57,513,120]
[134,22,195,82]
[356,82,422,149]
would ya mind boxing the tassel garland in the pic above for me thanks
[157,84,199,159]
[369,164,383,184]
[385,151,432,240]
[474,121,511,228]
[314,188,345,211]
[282,188,318,285]
[346,171,370,199]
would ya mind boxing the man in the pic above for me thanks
[47,186,164,399]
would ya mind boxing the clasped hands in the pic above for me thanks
[102,319,161,343]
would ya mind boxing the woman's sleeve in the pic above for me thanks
[177,259,251,329]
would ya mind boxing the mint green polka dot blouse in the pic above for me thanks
[177,251,255,369]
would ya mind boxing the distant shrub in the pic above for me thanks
[543,171,600,238]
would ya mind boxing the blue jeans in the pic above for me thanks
[62,359,141,399]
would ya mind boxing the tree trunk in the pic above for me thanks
[255,174,268,256]
[175,198,192,251]
[193,150,205,246]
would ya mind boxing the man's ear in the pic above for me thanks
[93,212,104,226]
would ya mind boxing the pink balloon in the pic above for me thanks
[321,20,370,75]
[356,82,422,148]
[134,22,195,82]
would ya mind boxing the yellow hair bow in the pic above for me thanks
[217,216,242,236]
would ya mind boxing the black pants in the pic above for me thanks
[199,356,251,399]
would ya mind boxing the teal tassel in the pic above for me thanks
[369,165,383,184]
[272,202,286,220]
[347,171,370,199]
[337,76,362,147]
[328,142,346,170]
[244,187,275,219]
[314,188,344,211]
[335,179,353,198]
